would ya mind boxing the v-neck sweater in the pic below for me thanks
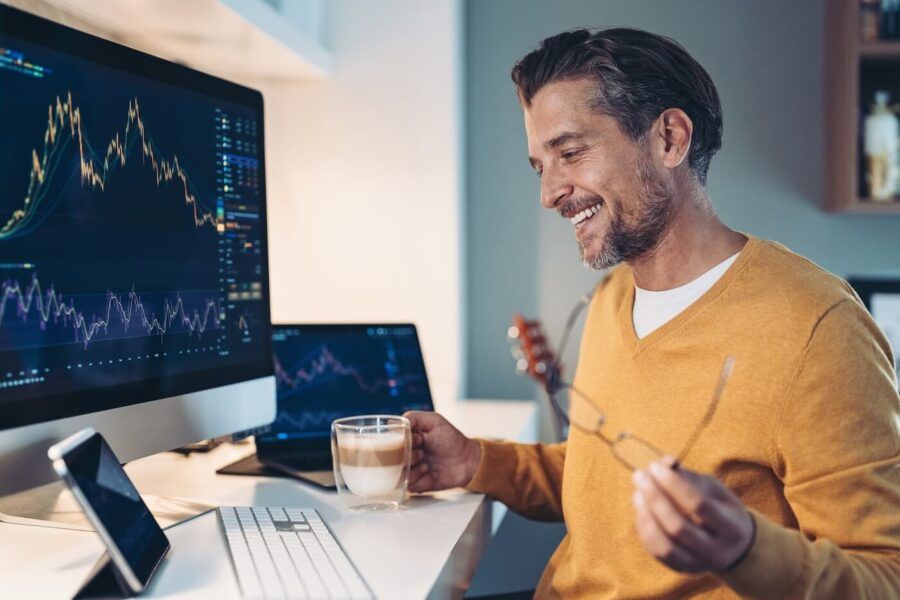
[466,236,900,598]
[632,251,739,338]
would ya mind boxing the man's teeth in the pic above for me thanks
[570,204,602,225]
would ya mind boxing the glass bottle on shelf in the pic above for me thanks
[863,90,899,201]
[861,0,881,42]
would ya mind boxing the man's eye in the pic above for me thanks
[561,149,582,161]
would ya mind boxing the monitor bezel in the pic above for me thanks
[848,278,900,311]
[259,323,434,455]
[0,5,273,431]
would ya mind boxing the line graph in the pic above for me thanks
[0,273,220,349]
[273,409,346,431]
[274,344,425,396]
[3,91,217,240]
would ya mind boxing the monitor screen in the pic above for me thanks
[263,325,434,442]
[0,6,272,429]
[849,278,900,378]
[871,292,900,376]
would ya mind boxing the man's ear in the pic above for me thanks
[652,108,693,170]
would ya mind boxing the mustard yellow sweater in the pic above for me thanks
[467,237,900,599]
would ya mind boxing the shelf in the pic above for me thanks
[825,0,900,214]
[831,199,900,214]
[860,41,900,60]
[18,0,333,82]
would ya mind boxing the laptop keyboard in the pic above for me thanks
[217,506,373,599]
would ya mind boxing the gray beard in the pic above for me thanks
[579,152,672,271]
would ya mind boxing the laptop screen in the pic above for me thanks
[260,324,434,443]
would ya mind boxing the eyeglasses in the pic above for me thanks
[510,288,735,471]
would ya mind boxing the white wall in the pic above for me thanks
[259,0,464,404]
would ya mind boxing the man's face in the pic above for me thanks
[524,78,672,270]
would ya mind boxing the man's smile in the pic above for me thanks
[570,202,602,227]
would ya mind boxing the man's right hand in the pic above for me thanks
[403,411,482,493]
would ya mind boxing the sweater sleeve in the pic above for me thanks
[718,298,900,598]
[464,439,567,522]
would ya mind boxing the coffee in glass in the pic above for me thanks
[331,415,412,511]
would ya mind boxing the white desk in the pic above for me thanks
[0,400,537,599]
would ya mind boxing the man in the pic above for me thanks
[405,28,900,598]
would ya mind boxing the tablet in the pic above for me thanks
[48,428,170,594]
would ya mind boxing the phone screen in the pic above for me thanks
[60,432,169,588]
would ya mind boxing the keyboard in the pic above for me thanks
[217,506,374,599]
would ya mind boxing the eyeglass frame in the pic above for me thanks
[535,284,733,471]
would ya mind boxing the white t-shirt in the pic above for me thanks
[632,252,740,339]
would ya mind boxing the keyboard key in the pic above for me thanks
[269,507,289,522]
[285,510,307,524]
[217,507,372,599]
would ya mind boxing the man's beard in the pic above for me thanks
[577,149,672,271]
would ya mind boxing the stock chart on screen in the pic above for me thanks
[0,29,269,418]
[266,326,433,440]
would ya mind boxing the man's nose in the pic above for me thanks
[540,166,573,209]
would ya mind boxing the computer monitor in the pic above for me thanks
[849,278,900,378]
[0,5,275,505]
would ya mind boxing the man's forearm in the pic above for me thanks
[465,439,567,522]
[717,510,900,598]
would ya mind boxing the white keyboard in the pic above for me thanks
[217,506,373,599]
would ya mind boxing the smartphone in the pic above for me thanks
[48,428,170,594]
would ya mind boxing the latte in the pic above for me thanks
[337,431,407,497]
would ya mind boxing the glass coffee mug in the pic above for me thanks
[331,415,412,511]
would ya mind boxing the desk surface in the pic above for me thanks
[0,400,536,600]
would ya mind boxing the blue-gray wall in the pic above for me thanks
[465,0,900,400]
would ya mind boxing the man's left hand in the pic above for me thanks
[632,456,755,573]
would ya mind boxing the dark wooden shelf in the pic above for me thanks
[860,41,900,55]
[851,198,900,213]
[831,199,900,214]
[860,41,900,60]
[825,1,900,215]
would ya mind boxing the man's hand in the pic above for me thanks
[632,456,755,573]
[403,411,482,493]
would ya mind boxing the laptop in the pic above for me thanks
[220,324,435,488]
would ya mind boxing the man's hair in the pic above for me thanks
[511,27,723,185]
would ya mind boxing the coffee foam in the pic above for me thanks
[337,431,407,467]
[336,431,407,497]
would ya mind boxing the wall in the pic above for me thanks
[260,0,464,404]
[465,0,900,400]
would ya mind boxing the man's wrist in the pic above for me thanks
[463,438,482,487]
[718,510,757,573]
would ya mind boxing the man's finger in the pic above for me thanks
[407,461,429,488]
[647,461,707,518]
[409,467,435,493]
[636,470,713,552]
[633,491,701,572]
[648,461,734,530]
[410,449,424,465]
[403,410,440,433]
[412,433,424,448]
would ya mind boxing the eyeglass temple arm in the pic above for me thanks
[548,288,597,391]
[675,355,736,466]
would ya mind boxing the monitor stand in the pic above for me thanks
[0,480,215,531]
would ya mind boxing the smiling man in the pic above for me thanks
[405,28,900,598]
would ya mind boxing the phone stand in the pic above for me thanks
[73,553,133,600]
